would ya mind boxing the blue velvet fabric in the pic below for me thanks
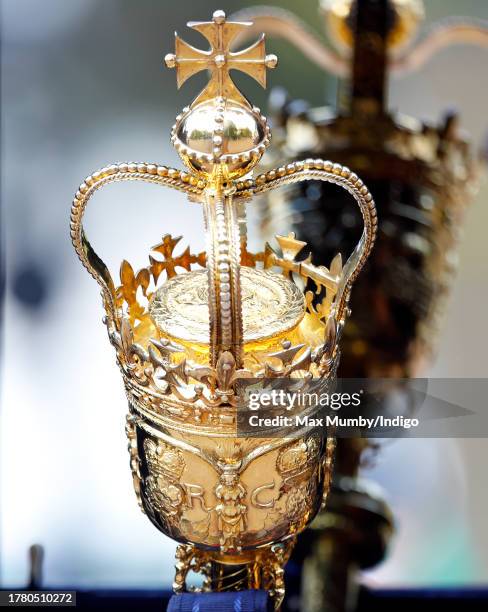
[167,590,271,612]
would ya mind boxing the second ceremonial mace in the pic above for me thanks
[70,10,376,608]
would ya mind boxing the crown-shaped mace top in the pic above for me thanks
[164,10,278,179]
[71,8,377,388]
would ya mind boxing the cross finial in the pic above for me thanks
[165,10,277,107]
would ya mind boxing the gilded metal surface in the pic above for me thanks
[165,11,277,107]
[149,267,305,345]
[166,11,275,179]
[70,9,377,608]
[136,422,325,551]
[233,1,485,610]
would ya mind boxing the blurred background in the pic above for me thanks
[1,0,487,591]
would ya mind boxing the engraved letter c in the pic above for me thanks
[251,481,276,508]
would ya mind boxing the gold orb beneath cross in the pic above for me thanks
[149,267,305,346]
[173,99,270,179]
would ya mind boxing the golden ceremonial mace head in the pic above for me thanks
[70,10,376,607]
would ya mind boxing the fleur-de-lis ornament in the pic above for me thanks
[70,10,376,608]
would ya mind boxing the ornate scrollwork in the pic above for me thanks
[125,414,143,512]
[103,221,359,422]
[143,438,186,529]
